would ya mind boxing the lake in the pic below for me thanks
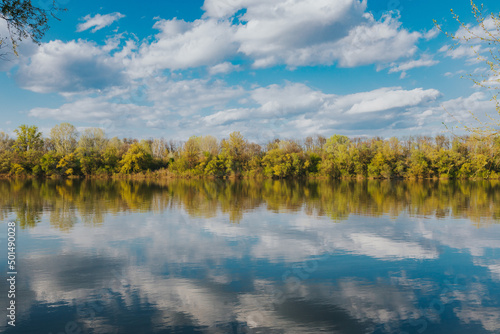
[1,179,500,334]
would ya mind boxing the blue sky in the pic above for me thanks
[1,0,499,142]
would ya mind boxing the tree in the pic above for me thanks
[221,131,249,174]
[182,136,202,169]
[0,0,65,57]
[50,122,78,155]
[262,140,309,178]
[13,124,43,152]
[119,143,153,174]
[322,135,357,177]
[151,138,167,159]
[78,128,107,154]
[57,153,79,176]
[0,131,13,151]
[435,1,500,135]
[199,135,219,156]
[40,151,59,176]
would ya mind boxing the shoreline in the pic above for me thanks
[1,171,499,181]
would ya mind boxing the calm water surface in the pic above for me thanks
[1,179,500,334]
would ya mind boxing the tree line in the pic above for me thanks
[1,123,500,179]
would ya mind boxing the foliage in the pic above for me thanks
[262,140,309,178]
[57,153,79,176]
[0,0,65,56]
[119,143,153,174]
[2,122,500,180]
[13,124,43,152]
[102,146,120,173]
[221,131,249,175]
[40,152,60,176]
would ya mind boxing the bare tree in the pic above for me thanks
[50,123,78,155]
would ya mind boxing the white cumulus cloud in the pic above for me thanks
[134,18,238,72]
[15,39,127,93]
[132,0,425,71]
[77,13,125,33]
[389,57,439,74]
[208,62,241,75]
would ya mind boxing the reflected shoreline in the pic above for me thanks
[1,178,499,229]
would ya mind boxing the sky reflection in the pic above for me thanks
[1,179,500,333]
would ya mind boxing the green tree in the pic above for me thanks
[221,131,249,175]
[13,124,43,152]
[176,136,202,171]
[262,140,308,178]
[205,155,230,177]
[57,153,79,176]
[102,146,120,173]
[119,143,153,174]
[40,152,60,176]
[321,135,357,178]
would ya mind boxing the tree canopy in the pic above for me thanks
[2,124,500,180]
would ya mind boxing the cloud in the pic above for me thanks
[201,82,328,129]
[231,0,368,67]
[389,57,439,74]
[328,13,421,68]
[11,0,432,100]
[339,87,441,114]
[436,91,498,125]
[29,97,147,121]
[15,39,127,93]
[251,82,326,115]
[134,18,238,72]
[454,17,499,44]
[444,70,466,77]
[131,0,424,71]
[27,78,246,137]
[77,13,125,33]
[146,78,246,116]
[199,83,441,140]
[438,18,500,65]
[0,20,38,71]
[423,27,439,40]
[349,233,437,260]
[208,62,241,75]
[439,44,481,61]
[26,79,444,140]
[28,96,152,137]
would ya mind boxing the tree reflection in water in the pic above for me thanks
[1,178,499,229]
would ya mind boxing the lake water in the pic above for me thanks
[1,179,500,334]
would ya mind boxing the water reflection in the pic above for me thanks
[1,179,499,228]
[0,179,500,333]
